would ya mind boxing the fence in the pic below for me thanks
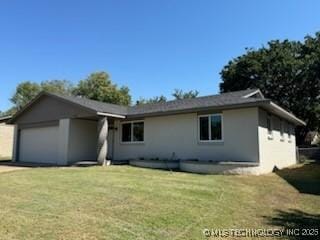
[298,147,320,161]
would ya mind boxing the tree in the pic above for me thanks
[10,80,74,111]
[220,32,320,145]
[136,95,167,105]
[11,81,42,110]
[41,80,73,95]
[73,72,131,106]
[172,89,199,100]
[0,107,17,117]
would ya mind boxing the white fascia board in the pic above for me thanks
[267,102,306,126]
[242,89,264,99]
[97,112,126,119]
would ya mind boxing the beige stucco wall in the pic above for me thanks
[258,109,297,173]
[67,119,98,164]
[113,107,260,162]
[0,123,14,158]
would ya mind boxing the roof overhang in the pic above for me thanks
[0,115,12,123]
[259,101,306,126]
[126,100,270,119]
[242,89,264,99]
[97,112,126,119]
[127,100,306,126]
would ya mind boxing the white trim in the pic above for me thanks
[197,113,224,143]
[97,112,126,119]
[0,115,12,121]
[242,89,264,99]
[269,102,306,126]
[120,120,145,144]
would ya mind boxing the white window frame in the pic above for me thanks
[267,113,273,140]
[120,120,145,144]
[280,119,285,141]
[198,113,224,143]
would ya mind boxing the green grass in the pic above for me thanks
[0,162,319,240]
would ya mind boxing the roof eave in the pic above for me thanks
[126,100,270,119]
[97,112,126,119]
[242,89,264,99]
[260,101,306,126]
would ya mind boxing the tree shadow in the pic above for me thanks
[274,161,320,195]
[264,209,320,240]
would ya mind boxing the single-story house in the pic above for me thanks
[0,115,14,159]
[9,89,305,174]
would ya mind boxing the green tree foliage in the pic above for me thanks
[136,95,167,105]
[220,32,320,144]
[0,107,17,117]
[135,89,200,105]
[10,81,42,110]
[172,89,199,100]
[41,80,73,95]
[7,71,132,115]
[73,72,131,106]
[10,80,74,111]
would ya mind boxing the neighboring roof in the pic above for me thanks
[9,89,306,126]
[0,115,12,123]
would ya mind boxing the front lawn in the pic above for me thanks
[0,162,319,239]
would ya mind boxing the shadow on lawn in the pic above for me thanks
[264,209,320,240]
[274,161,320,195]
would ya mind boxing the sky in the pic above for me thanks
[0,0,319,111]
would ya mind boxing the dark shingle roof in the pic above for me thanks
[50,89,267,117]
[10,89,306,125]
[127,89,268,116]
[48,92,128,115]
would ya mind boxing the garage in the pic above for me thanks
[9,92,125,165]
[19,126,59,164]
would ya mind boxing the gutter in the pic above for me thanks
[260,101,306,126]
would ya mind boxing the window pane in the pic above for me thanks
[199,116,209,140]
[133,122,144,142]
[122,123,131,142]
[211,115,222,140]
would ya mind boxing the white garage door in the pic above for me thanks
[19,126,59,164]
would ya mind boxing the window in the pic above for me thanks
[280,120,284,141]
[122,123,132,142]
[199,116,209,140]
[133,122,144,142]
[199,114,223,142]
[121,121,144,143]
[267,113,273,139]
